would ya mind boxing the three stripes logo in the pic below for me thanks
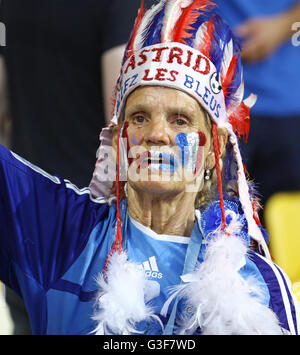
[142,256,163,279]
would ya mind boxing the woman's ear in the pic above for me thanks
[218,127,228,157]
[205,150,215,170]
[204,127,228,169]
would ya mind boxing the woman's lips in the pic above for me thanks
[134,150,177,171]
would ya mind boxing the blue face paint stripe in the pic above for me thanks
[158,152,177,172]
[131,134,138,145]
[175,133,189,167]
[175,132,201,173]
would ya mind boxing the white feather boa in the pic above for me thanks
[92,213,283,335]
[163,215,283,335]
[92,251,162,335]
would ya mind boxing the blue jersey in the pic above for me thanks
[0,144,299,334]
[214,0,300,117]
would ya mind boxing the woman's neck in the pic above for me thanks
[127,186,197,237]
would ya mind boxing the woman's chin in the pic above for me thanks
[127,165,202,196]
[128,177,185,197]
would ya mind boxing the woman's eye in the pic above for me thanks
[133,115,146,124]
[176,119,186,125]
[173,117,188,126]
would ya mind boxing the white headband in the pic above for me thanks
[112,42,226,126]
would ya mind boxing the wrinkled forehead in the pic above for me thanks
[126,85,201,110]
[124,85,211,128]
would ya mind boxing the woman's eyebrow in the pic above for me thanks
[168,107,194,116]
[125,103,205,121]
[125,103,151,115]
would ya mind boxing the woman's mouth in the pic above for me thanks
[140,150,176,172]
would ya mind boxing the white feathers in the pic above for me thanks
[222,39,244,115]
[225,125,271,259]
[221,38,233,77]
[162,0,193,42]
[134,1,165,51]
[166,214,283,335]
[234,80,245,107]
[193,21,208,50]
[243,93,257,108]
[227,80,245,115]
[92,251,156,335]
[92,215,280,335]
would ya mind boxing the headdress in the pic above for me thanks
[90,0,279,335]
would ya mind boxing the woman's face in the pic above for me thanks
[122,86,213,197]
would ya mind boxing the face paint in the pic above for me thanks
[130,134,138,145]
[147,150,178,173]
[194,131,207,175]
[121,118,206,183]
[175,131,206,176]
[136,150,150,170]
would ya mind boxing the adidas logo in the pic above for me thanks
[142,256,163,279]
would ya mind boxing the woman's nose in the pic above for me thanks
[144,117,171,146]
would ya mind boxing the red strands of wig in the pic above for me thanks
[126,1,146,60]
[221,53,238,102]
[198,18,215,58]
[172,0,215,43]
[228,101,250,143]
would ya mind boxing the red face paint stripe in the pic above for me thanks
[198,130,207,146]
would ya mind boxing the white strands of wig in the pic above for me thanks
[166,211,283,335]
[224,122,271,259]
[221,38,233,77]
[220,39,244,115]
[226,81,245,116]
[92,251,160,335]
[231,80,245,112]
[243,93,257,108]
[193,21,208,50]
[162,0,193,42]
[133,0,166,51]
